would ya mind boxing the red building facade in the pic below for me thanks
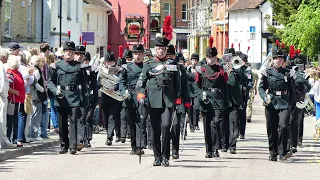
[107,0,149,58]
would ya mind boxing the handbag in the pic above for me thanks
[24,94,33,114]
[7,80,15,115]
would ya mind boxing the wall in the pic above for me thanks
[161,0,176,26]
[1,0,36,45]
[175,0,188,27]
[82,4,111,58]
[108,0,148,58]
[229,9,262,68]
[35,0,51,43]
[49,0,83,50]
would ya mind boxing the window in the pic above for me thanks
[182,3,187,21]
[4,0,12,37]
[28,1,32,37]
[87,13,90,31]
[67,0,71,19]
[76,0,79,21]
[164,3,170,17]
[272,15,281,26]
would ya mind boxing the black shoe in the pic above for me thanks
[298,142,302,147]
[84,141,91,148]
[239,135,245,139]
[70,149,77,155]
[162,158,169,167]
[190,129,195,133]
[120,138,126,143]
[291,147,297,153]
[172,153,179,159]
[247,117,251,123]
[285,151,293,159]
[221,148,228,152]
[278,155,287,161]
[148,145,153,150]
[153,158,162,166]
[205,152,213,158]
[127,135,131,139]
[116,137,121,143]
[105,139,112,146]
[196,126,200,131]
[59,148,68,154]
[213,150,220,157]
[230,149,236,154]
[269,155,277,161]
[136,149,145,155]
[130,149,137,155]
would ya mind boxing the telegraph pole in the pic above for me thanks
[59,0,62,47]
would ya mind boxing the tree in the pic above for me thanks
[281,0,320,59]
[269,0,302,26]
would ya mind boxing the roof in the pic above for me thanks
[83,0,112,8]
[228,0,265,11]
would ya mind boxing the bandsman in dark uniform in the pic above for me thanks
[48,41,86,154]
[119,44,146,155]
[187,53,201,132]
[136,36,182,166]
[75,49,98,149]
[168,47,191,159]
[99,52,121,145]
[259,49,295,161]
[193,45,228,158]
[238,53,252,139]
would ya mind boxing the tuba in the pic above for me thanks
[98,65,125,101]
[296,93,313,109]
[231,56,244,70]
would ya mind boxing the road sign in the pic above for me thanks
[250,33,256,40]
[250,26,256,33]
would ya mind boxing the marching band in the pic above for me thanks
[45,15,318,166]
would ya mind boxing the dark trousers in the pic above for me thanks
[149,107,173,159]
[265,106,290,155]
[78,107,89,144]
[171,112,187,154]
[120,107,128,138]
[290,108,305,148]
[79,107,95,142]
[146,114,152,146]
[227,107,239,150]
[222,110,229,149]
[239,92,248,136]
[126,104,147,149]
[202,105,223,154]
[189,98,200,130]
[101,102,121,140]
[17,103,27,142]
[57,107,81,150]
[7,103,19,143]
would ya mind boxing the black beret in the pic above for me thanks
[206,47,218,57]
[154,36,170,47]
[132,44,144,52]
[239,53,248,61]
[84,52,91,60]
[272,49,285,58]
[229,48,236,56]
[191,53,199,60]
[104,52,115,62]
[75,46,86,54]
[124,50,133,58]
[63,41,76,51]
[175,52,184,62]
[167,45,175,55]
[8,42,22,50]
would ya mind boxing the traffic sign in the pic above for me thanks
[250,26,256,33]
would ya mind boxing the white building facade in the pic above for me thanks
[49,0,83,51]
[228,1,276,69]
[82,1,112,58]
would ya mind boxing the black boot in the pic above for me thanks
[213,150,220,157]
[120,137,126,143]
[205,152,213,158]
[84,141,91,148]
[172,153,179,159]
[269,150,277,161]
[105,139,112,146]
[70,149,77,155]
[153,157,162,166]
[162,158,169,167]
[230,149,236,154]
[59,147,68,154]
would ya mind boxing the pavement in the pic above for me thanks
[0,96,320,180]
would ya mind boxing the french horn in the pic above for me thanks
[231,56,245,70]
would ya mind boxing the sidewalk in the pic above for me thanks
[0,134,60,162]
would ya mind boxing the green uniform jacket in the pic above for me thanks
[119,62,143,108]
[226,70,243,107]
[259,67,295,110]
[193,64,228,111]
[137,58,181,108]
[80,64,98,108]
[294,69,311,102]
[48,60,85,108]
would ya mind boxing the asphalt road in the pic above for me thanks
[0,97,319,180]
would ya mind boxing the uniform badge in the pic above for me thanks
[166,65,177,71]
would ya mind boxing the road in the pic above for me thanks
[0,97,320,180]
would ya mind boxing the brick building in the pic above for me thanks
[0,0,38,49]
[160,0,189,52]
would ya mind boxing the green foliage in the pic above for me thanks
[269,0,301,26]
[281,1,320,60]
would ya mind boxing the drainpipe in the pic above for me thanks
[41,0,44,42]
[258,5,263,69]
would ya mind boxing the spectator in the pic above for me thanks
[55,47,64,61]
[29,48,39,56]
[6,56,26,145]
[0,48,12,148]
[29,55,46,141]
[47,53,59,133]
[8,42,21,56]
